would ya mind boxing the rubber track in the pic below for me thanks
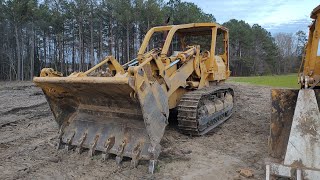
[177,85,234,135]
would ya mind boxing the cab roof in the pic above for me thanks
[151,23,228,36]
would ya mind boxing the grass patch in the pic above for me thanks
[228,74,299,88]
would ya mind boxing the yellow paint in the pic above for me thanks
[300,5,320,87]
[35,23,230,109]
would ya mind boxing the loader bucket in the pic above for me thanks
[269,89,320,159]
[33,75,169,173]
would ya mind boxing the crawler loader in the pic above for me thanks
[33,23,234,173]
[267,5,320,180]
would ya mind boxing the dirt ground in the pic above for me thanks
[0,81,271,180]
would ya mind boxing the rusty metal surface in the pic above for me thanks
[269,89,299,159]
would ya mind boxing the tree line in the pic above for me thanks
[224,20,307,76]
[0,0,307,81]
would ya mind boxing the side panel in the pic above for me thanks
[207,56,227,81]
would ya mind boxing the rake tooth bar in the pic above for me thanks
[115,139,127,165]
[89,134,100,157]
[64,131,75,151]
[148,160,157,174]
[131,143,142,168]
[76,132,87,154]
[34,74,168,173]
[101,136,115,161]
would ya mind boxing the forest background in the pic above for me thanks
[0,0,307,80]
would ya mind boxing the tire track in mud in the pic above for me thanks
[1,101,47,116]
[0,105,53,144]
[0,119,58,179]
[0,102,48,128]
[0,85,57,180]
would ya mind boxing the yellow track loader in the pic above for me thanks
[34,23,234,173]
[267,5,320,179]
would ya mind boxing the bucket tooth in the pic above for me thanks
[57,138,63,150]
[65,131,75,151]
[58,125,65,139]
[102,136,115,161]
[65,144,73,151]
[76,132,87,154]
[147,145,161,173]
[115,156,122,166]
[101,154,109,161]
[131,142,142,168]
[115,139,127,165]
[148,160,157,174]
[34,74,169,173]
[88,134,100,157]
[130,159,139,168]
[57,126,65,150]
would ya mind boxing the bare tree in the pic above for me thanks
[274,33,297,74]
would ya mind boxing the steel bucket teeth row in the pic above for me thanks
[57,115,160,173]
[33,78,169,174]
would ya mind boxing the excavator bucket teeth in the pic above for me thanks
[269,89,320,159]
[33,76,168,172]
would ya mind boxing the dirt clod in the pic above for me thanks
[181,149,192,154]
[238,168,254,178]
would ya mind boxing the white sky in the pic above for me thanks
[183,0,319,34]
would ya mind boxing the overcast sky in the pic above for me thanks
[184,0,319,34]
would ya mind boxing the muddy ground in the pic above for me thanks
[0,81,271,180]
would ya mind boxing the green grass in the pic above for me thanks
[228,74,300,88]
